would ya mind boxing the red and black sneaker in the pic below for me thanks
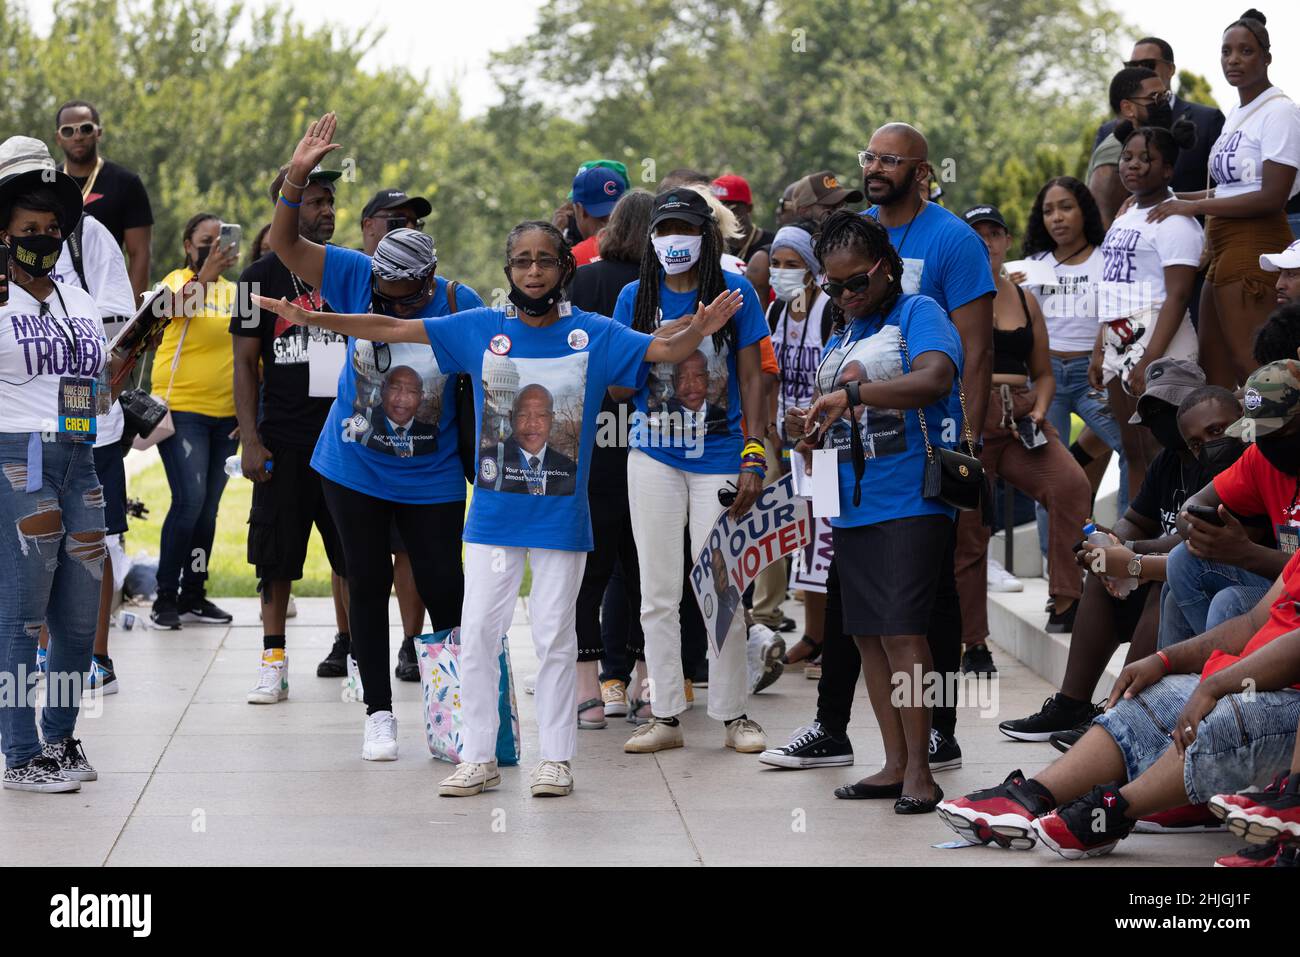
[936,769,1053,849]
[1208,773,1289,823]
[1033,783,1134,860]
[1214,841,1289,868]
[1133,803,1225,834]
[1216,773,1300,844]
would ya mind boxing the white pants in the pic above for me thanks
[459,542,587,764]
[627,449,748,721]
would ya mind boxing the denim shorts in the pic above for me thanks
[1096,673,1300,804]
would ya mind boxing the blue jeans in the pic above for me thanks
[0,435,106,767]
[155,411,238,597]
[1158,543,1274,649]
[1035,355,1126,555]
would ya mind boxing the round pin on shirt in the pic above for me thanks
[568,329,589,350]
[490,334,511,355]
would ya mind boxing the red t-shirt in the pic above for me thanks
[1213,443,1300,532]
[1200,548,1300,688]
[572,235,601,267]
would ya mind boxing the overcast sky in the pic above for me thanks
[25,1,1300,117]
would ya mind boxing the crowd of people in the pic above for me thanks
[2,10,1300,867]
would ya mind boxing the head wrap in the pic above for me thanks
[372,227,437,281]
[771,225,819,275]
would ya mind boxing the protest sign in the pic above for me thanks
[790,515,834,593]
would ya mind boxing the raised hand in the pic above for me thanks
[691,289,744,337]
[251,293,311,328]
[289,112,343,177]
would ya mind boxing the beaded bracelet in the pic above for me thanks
[278,194,302,208]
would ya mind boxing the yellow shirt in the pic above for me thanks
[155,268,236,417]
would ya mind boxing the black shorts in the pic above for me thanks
[247,444,346,582]
[92,439,129,536]
[832,514,955,636]
[389,518,406,554]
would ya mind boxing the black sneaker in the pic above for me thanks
[1034,783,1135,859]
[929,728,962,771]
[775,616,797,633]
[40,737,97,782]
[1049,713,1098,753]
[999,693,1097,742]
[317,633,350,678]
[87,654,118,695]
[758,722,854,768]
[2,754,80,792]
[151,591,182,630]
[961,644,997,674]
[395,635,420,682]
[1045,602,1077,633]
[180,592,233,624]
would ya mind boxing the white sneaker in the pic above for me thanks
[725,717,767,753]
[530,760,574,797]
[624,718,684,753]
[439,760,501,796]
[362,710,398,761]
[746,624,786,693]
[247,650,288,704]
[987,557,1024,593]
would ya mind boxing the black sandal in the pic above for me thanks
[894,785,943,815]
[834,780,904,800]
[783,635,822,665]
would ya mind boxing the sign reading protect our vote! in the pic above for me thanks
[690,472,814,657]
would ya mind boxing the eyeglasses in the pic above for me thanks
[1124,58,1172,70]
[507,256,562,271]
[57,122,99,138]
[1128,89,1174,106]
[820,257,885,299]
[858,150,924,170]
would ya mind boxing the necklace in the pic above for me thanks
[1053,242,1090,266]
[65,156,104,200]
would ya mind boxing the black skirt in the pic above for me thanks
[831,514,954,636]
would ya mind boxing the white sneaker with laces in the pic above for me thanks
[362,710,398,761]
[725,717,767,753]
[530,760,574,797]
[624,718,684,753]
[439,760,501,796]
[247,651,288,704]
[746,624,786,693]
[987,557,1024,593]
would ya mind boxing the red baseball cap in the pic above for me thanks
[711,174,753,206]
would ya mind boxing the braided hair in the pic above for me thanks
[813,210,905,334]
[631,213,733,353]
[1114,118,1198,171]
[504,220,576,290]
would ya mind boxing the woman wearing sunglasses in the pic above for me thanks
[267,112,484,761]
[784,211,962,814]
[254,219,740,796]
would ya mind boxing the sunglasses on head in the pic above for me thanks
[819,256,885,299]
[58,122,99,138]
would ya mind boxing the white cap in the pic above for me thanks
[1259,239,1300,272]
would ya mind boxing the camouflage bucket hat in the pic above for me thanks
[1225,360,1300,440]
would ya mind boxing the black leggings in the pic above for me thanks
[577,489,644,671]
[321,478,464,715]
[815,529,960,739]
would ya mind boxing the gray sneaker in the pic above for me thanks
[3,755,81,792]
[41,736,98,781]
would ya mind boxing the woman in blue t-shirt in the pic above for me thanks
[612,188,773,758]
[784,211,963,814]
[255,220,741,798]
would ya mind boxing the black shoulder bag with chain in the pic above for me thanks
[900,333,984,511]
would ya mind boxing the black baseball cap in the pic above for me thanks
[362,188,432,221]
[650,188,714,229]
[962,204,1009,230]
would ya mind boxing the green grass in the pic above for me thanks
[130,461,531,598]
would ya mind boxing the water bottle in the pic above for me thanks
[1083,522,1136,597]
[224,454,272,479]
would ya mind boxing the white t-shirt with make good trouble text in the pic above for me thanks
[0,280,107,435]
[52,215,135,447]
[1026,247,1104,352]
[1209,87,1300,200]
[1096,203,1204,320]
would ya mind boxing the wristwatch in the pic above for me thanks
[1126,554,1143,579]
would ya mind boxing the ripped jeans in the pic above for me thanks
[0,434,106,768]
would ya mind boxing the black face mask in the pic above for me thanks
[1144,408,1186,451]
[503,270,564,318]
[1255,430,1300,476]
[7,234,62,278]
[1144,99,1174,130]
[191,243,212,272]
[1197,436,1246,477]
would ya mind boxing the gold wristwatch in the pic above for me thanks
[1126,554,1143,579]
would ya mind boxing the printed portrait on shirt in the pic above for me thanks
[645,334,730,439]
[816,324,908,462]
[344,339,444,458]
[477,351,587,496]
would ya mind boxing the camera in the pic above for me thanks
[119,388,168,439]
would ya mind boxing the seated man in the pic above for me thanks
[937,547,1300,861]
[996,365,1237,749]
[1171,360,1300,648]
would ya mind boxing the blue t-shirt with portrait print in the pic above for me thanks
[815,293,963,529]
[423,305,652,552]
[311,243,484,504]
[863,202,995,314]
[611,270,769,474]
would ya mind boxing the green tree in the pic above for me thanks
[1176,69,1219,110]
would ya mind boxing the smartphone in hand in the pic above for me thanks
[218,223,242,259]
[1186,504,1226,527]
[1017,417,1048,450]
